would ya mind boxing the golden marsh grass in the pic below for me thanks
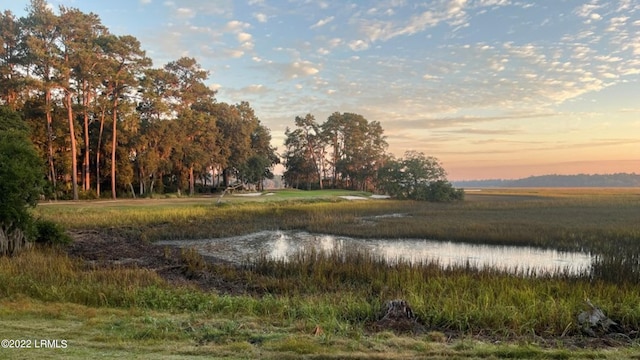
[2,188,638,358]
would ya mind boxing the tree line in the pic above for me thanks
[1,0,278,200]
[453,174,640,188]
[1,1,461,202]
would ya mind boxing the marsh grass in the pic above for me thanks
[7,189,640,357]
[4,245,640,340]
[34,190,639,254]
[241,248,640,336]
[0,248,164,306]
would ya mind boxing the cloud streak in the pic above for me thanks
[310,16,335,29]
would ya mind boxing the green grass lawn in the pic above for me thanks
[262,188,372,198]
[2,297,637,360]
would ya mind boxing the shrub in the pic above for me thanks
[78,189,98,200]
[0,110,44,231]
[415,181,465,202]
[0,106,45,255]
[33,219,72,245]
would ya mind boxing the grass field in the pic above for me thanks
[2,188,640,359]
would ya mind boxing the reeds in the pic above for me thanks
[19,189,640,339]
[4,245,640,338]
[0,248,163,306]
[241,248,638,336]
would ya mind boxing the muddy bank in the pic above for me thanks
[66,230,248,294]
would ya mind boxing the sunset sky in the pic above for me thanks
[5,0,640,180]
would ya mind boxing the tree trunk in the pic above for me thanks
[82,84,92,192]
[189,166,195,196]
[111,99,118,200]
[0,225,31,257]
[96,109,106,198]
[83,110,90,191]
[45,90,57,200]
[223,168,230,188]
[66,91,79,200]
[157,172,164,193]
[319,152,325,190]
[139,168,144,196]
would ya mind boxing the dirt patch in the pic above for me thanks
[66,230,248,294]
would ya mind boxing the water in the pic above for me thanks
[156,230,593,275]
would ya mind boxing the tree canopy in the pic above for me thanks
[283,114,463,201]
[0,106,44,231]
[0,1,278,199]
[0,1,461,202]
[377,151,464,201]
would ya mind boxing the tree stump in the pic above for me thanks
[375,299,425,334]
[0,225,31,256]
[578,299,619,337]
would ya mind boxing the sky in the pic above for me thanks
[3,0,640,180]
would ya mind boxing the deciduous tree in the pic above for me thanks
[213,101,257,187]
[322,112,345,187]
[239,122,278,190]
[283,126,318,189]
[377,151,463,201]
[327,112,387,190]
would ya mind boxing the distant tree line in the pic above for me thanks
[453,174,640,188]
[0,1,278,200]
